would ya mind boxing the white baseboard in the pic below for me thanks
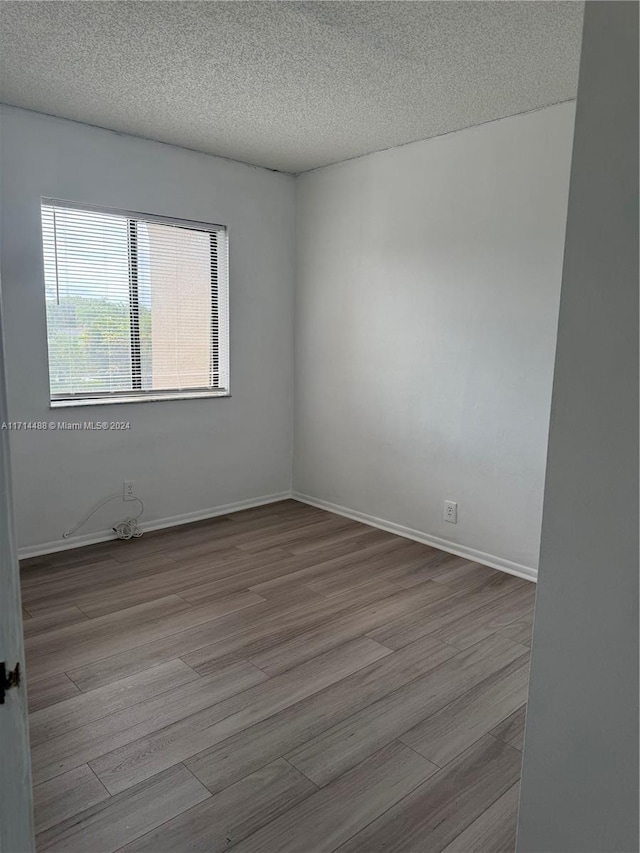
[292,491,538,583]
[20,487,538,584]
[18,491,293,560]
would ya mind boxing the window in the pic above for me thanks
[41,200,229,405]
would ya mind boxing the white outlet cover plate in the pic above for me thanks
[444,500,458,523]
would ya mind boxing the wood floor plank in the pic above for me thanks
[66,579,386,695]
[119,758,317,853]
[171,536,404,607]
[180,580,406,677]
[301,546,449,598]
[498,615,534,647]
[21,555,179,613]
[89,637,390,795]
[31,660,268,785]
[20,554,123,590]
[334,736,522,853]
[391,553,472,589]
[137,509,312,553]
[24,501,536,851]
[248,537,430,596]
[64,550,285,618]
[22,540,118,567]
[400,657,530,766]
[33,764,109,834]
[20,549,174,589]
[366,580,527,650]
[288,524,390,555]
[285,634,528,787]
[237,515,357,554]
[29,510,303,580]
[27,672,81,713]
[303,563,414,598]
[64,586,334,692]
[175,552,318,606]
[163,515,335,562]
[431,584,536,650]
[283,527,400,563]
[64,588,322,692]
[316,578,402,601]
[26,595,193,662]
[441,782,520,853]
[30,659,201,746]
[22,606,89,639]
[232,742,438,853]
[225,499,307,523]
[431,561,528,593]
[186,633,458,795]
[27,592,264,679]
[490,704,527,750]
[247,581,453,676]
[21,564,124,613]
[36,764,211,853]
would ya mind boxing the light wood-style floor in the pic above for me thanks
[21,499,535,853]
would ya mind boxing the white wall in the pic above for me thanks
[0,106,295,554]
[0,102,576,569]
[294,102,575,575]
[517,3,639,849]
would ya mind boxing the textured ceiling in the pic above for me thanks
[0,1,583,174]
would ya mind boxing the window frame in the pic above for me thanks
[41,199,231,408]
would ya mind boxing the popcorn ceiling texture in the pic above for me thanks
[0,1,583,174]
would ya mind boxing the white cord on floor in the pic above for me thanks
[112,517,144,540]
[63,493,145,540]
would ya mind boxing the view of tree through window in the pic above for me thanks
[41,202,229,401]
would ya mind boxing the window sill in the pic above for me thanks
[50,391,231,408]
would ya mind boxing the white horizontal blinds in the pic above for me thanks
[211,228,230,391]
[41,201,229,400]
[42,204,133,398]
[136,221,222,391]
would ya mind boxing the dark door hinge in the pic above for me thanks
[0,661,21,704]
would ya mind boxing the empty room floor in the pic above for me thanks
[21,500,535,853]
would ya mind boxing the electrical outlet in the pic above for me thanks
[123,480,135,501]
[444,500,458,524]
